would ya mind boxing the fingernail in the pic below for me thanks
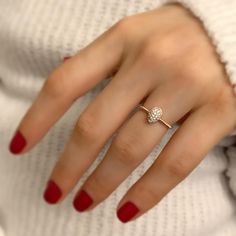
[43,180,62,204]
[63,56,71,62]
[73,190,93,212]
[9,130,27,154]
[117,201,140,223]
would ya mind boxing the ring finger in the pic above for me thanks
[72,82,198,212]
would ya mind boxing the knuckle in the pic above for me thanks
[139,39,162,66]
[181,58,205,83]
[155,36,177,60]
[217,86,236,109]
[114,16,133,32]
[163,158,189,179]
[139,35,178,68]
[179,66,204,89]
[113,16,136,39]
[75,112,99,140]
[86,176,110,200]
[209,94,236,132]
[213,97,231,114]
[173,60,210,95]
[54,159,67,175]
[112,136,138,166]
[210,87,236,116]
[44,70,68,98]
[137,184,161,202]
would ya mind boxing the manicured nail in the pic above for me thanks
[73,190,93,212]
[43,180,62,204]
[63,56,71,62]
[117,201,140,223]
[9,130,27,154]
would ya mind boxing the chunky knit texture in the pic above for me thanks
[0,1,236,236]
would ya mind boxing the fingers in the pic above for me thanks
[116,102,234,223]
[43,63,152,204]
[71,83,195,212]
[9,25,124,154]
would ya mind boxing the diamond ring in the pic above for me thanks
[138,105,172,128]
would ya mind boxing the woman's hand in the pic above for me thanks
[8,4,236,223]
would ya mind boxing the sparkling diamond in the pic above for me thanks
[147,107,162,123]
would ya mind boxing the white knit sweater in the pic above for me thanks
[0,1,236,236]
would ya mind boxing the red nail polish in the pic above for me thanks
[43,180,62,204]
[73,190,93,212]
[63,56,71,62]
[9,130,26,154]
[117,201,140,223]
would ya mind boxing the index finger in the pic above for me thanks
[8,24,124,154]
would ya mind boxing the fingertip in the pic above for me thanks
[73,189,94,212]
[63,56,71,62]
[116,201,140,223]
[43,180,62,204]
[9,130,27,154]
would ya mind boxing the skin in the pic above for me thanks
[9,3,236,222]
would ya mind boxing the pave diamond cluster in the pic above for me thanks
[147,107,163,124]
[138,104,172,128]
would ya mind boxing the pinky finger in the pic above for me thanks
[116,102,235,223]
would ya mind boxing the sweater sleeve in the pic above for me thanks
[224,145,236,198]
[160,0,236,137]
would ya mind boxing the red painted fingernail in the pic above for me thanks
[9,130,27,154]
[117,201,140,223]
[63,56,71,62]
[43,180,62,204]
[73,190,93,212]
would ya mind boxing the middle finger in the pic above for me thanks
[43,61,152,204]
[72,83,197,212]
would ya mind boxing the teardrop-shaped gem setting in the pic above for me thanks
[147,107,163,123]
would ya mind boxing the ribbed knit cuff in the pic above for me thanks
[161,0,236,136]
